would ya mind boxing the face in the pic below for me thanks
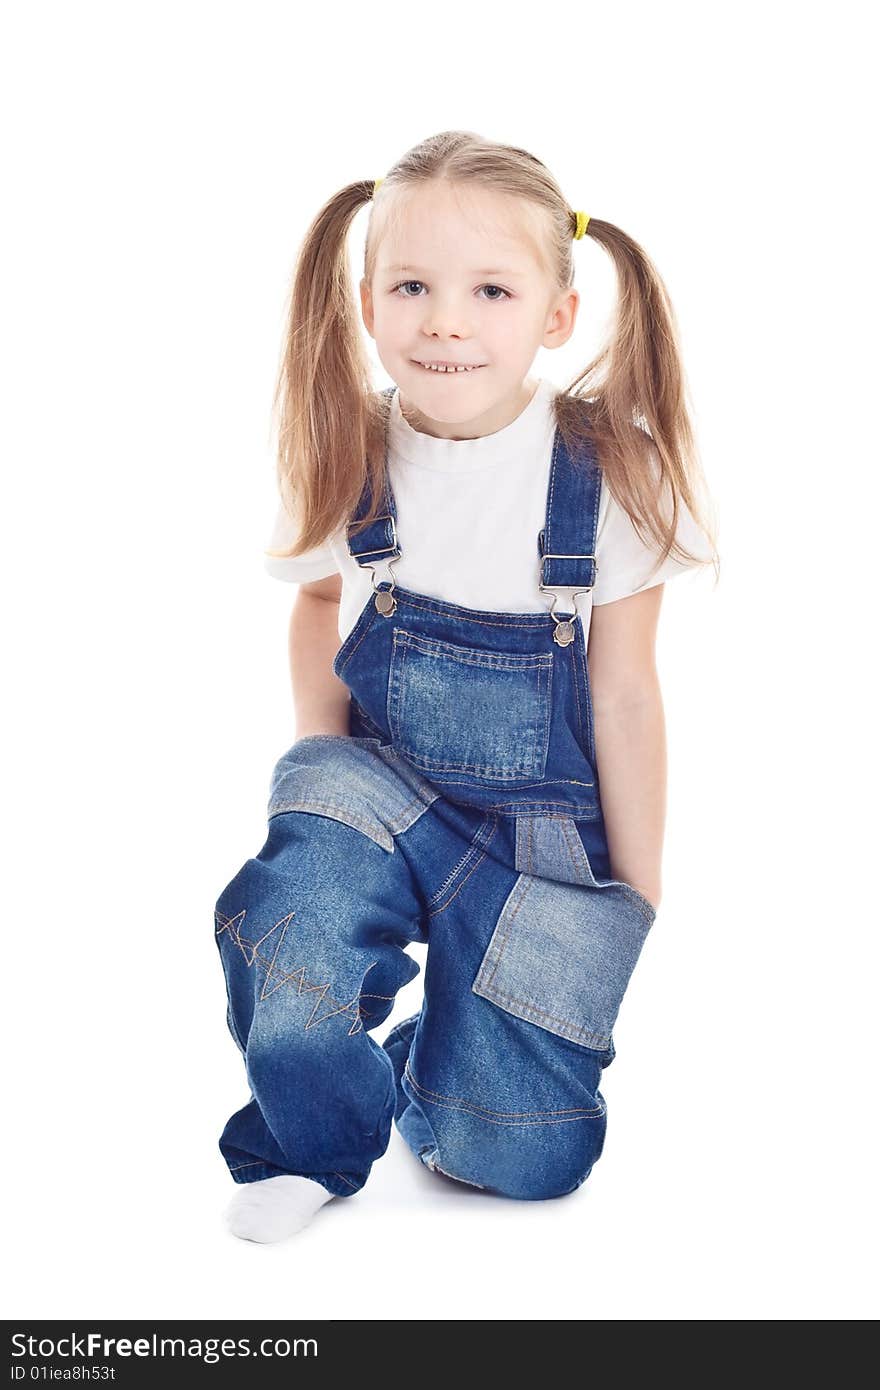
[360,182,579,439]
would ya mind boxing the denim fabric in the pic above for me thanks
[214,396,657,1201]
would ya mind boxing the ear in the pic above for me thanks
[359,277,375,338]
[542,287,579,352]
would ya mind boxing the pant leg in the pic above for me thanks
[213,734,482,1199]
[214,807,426,1198]
[383,812,655,1201]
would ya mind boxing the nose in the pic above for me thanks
[420,295,471,341]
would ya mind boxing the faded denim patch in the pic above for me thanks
[267,734,440,852]
[472,870,655,1051]
[514,813,597,886]
[388,629,553,782]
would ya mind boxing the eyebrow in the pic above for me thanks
[380,264,528,278]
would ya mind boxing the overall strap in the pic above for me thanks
[344,387,402,616]
[344,386,401,567]
[537,401,601,645]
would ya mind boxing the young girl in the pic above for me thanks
[214,130,719,1244]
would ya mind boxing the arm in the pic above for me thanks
[288,572,352,737]
[586,584,666,911]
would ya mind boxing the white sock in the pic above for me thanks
[225,1174,335,1243]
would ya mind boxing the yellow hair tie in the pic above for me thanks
[572,210,590,240]
[373,177,384,196]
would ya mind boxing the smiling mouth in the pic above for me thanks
[412,360,486,373]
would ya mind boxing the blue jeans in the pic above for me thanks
[214,735,656,1201]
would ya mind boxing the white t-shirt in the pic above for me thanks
[264,377,713,644]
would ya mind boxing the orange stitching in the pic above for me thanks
[215,909,394,1034]
[404,1059,600,1117]
[426,817,494,906]
[394,629,553,670]
[404,1060,604,1123]
[427,818,498,917]
[480,878,531,991]
[476,982,610,1047]
[559,816,595,884]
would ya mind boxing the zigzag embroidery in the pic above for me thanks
[214,907,393,1035]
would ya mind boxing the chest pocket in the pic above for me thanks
[387,628,553,783]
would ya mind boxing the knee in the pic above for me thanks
[426,1109,609,1201]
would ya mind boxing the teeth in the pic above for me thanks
[418,362,479,373]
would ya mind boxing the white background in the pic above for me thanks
[3,0,877,1321]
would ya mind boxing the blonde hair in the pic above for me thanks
[266,129,719,583]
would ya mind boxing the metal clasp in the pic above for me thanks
[347,514,401,616]
[368,560,399,615]
[366,554,401,617]
[538,552,598,647]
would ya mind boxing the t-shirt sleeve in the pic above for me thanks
[263,497,341,584]
[591,463,714,606]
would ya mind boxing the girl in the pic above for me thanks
[214,130,719,1244]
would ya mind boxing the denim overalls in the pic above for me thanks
[214,389,657,1201]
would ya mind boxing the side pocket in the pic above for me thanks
[472,866,655,1052]
[514,812,657,918]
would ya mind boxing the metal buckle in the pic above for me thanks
[538,553,598,646]
[345,512,399,560]
[346,513,401,614]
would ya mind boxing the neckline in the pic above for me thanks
[387,377,556,474]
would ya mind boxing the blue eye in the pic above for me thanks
[392,280,512,301]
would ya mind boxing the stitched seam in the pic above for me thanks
[475,984,611,1049]
[428,817,499,917]
[570,637,586,749]
[389,631,551,780]
[404,1061,604,1123]
[394,757,545,780]
[538,659,552,771]
[426,839,482,906]
[335,600,378,676]
[426,816,495,906]
[393,592,557,630]
[350,697,385,740]
[425,778,594,793]
[545,425,561,569]
[480,801,598,813]
[479,778,595,789]
[383,792,433,835]
[396,630,553,670]
[559,815,596,885]
[266,799,391,848]
[404,1059,600,1117]
[215,910,393,1034]
[480,877,530,991]
[268,791,431,844]
[384,762,594,794]
[614,883,656,924]
[574,626,595,764]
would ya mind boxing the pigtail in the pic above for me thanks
[267,180,389,561]
[556,218,720,580]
